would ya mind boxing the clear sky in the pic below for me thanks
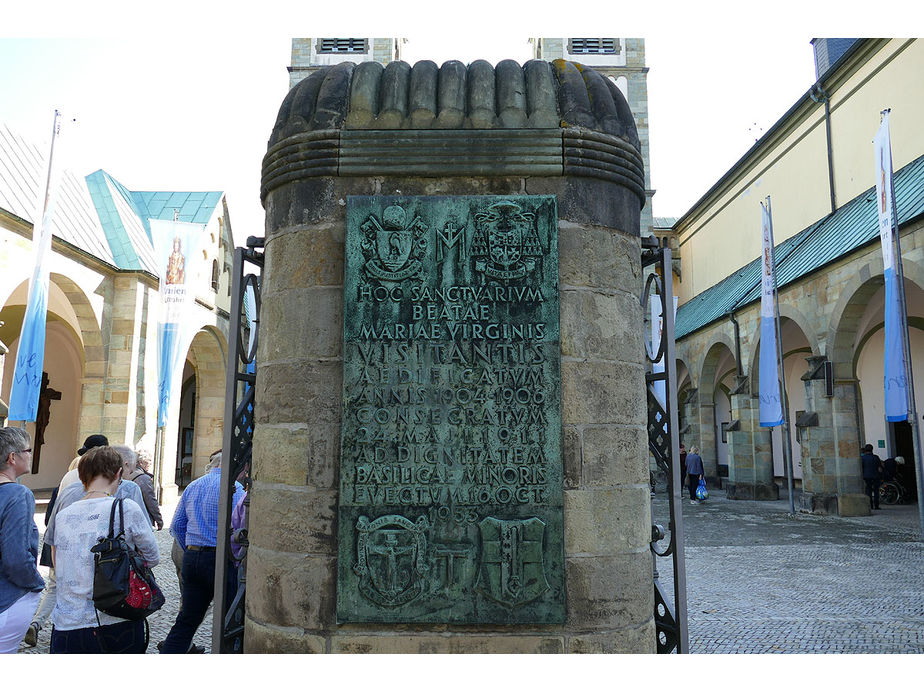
[0,2,908,245]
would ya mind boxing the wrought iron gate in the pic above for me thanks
[213,236,263,653]
[641,237,689,653]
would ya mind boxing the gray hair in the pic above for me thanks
[0,427,31,472]
[111,444,138,472]
[207,450,222,470]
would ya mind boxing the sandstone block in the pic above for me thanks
[567,622,655,653]
[565,553,652,629]
[244,618,327,653]
[263,225,345,290]
[256,359,342,425]
[562,360,646,425]
[564,487,650,555]
[249,485,337,554]
[259,288,343,360]
[245,547,336,630]
[582,426,648,487]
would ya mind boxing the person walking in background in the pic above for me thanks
[22,434,110,648]
[114,445,163,531]
[685,445,705,505]
[48,447,159,653]
[861,444,883,510]
[0,428,45,653]
[159,451,243,654]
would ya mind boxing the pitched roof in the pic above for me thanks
[0,124,223,275]
[676,153,924,339]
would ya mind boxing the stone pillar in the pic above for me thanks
[800,363,867,515]
[696,400,717,482]
[680,388,699,450]
[725,390,779,500]
[248,59,654,653]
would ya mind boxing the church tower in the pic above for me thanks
[531,38,653,237]
[288,38,402,89]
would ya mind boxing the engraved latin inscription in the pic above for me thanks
[337,196,564,624]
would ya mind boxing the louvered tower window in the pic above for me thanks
[568,38,620,54]
[317,38,368,53]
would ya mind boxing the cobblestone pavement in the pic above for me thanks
[19,496,213,654]
[651,487,924,653]
[18,486,923,654]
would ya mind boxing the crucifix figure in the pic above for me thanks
[32,371,62,474]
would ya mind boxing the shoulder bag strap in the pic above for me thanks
[107,496,126,539]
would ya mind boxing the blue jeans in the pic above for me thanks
[50,620,145,653]
[160,549,236,653]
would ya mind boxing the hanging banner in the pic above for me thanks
[650,293,678,409]
[8,112,67,422]
[151,218,205,427]
[874,112,909,423]
[759,199,784,427]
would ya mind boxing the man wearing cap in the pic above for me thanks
[160,451,243,654]
[22,434,110,647]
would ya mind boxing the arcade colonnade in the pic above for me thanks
[0,245,229,499]
[675,217,924,515]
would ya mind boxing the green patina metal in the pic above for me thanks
[337,195,564,624]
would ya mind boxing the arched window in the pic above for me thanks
[211,259,219,292]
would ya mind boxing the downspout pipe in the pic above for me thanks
[728,311,744,378]
[810,83,837,214]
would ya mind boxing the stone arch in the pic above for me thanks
[183,325,228,480]
[696,337,739,479]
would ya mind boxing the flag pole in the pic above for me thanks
[767,197,797,514]
[10,109,62,429]
[882,111,924,537]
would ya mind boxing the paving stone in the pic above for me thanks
[650,489,924,653]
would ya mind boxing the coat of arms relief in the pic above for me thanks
[359,204,428,282]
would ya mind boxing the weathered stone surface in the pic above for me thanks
[564,487,651,555]
[259,288,342,360]
[725,481,780,501]
[565,553,652,630]
[561,289,642,362]
[256,359,342,425]
[563,425,581,489]
[838,493,872,516]
[263,225,345,290]
[582,425,648,487]
[251,423,339,489]
[246,548,336,630]
[562,360,646,425]
[556,221,641,289]
[567,623,655,653]
[331,635,451,654]
[249,486,337,554]
[244,618,327,654]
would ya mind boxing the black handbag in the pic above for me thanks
[90,498,165,621]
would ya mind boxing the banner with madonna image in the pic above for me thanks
[150,218,205,427]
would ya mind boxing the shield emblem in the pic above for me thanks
[354,515,429,606]
[376,228,412,271]
[476,517,550,609]
[488,226,523,268]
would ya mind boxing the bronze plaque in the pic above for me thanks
[337,195,563,623]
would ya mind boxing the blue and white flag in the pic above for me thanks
[8,112,66,422]
[759,199,784,427]
[151,218,205,427]
[650,293,678,409]
[874,111,909,422]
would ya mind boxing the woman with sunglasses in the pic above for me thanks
[0,427,45,653]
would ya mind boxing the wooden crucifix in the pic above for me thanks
[32,371,62,474]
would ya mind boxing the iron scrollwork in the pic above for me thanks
[213,236,263,654]
[641,237,689,654]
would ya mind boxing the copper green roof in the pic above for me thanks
[676,153,924,339]
[1,124,223,275]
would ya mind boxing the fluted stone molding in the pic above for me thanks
[262,60,645,208]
